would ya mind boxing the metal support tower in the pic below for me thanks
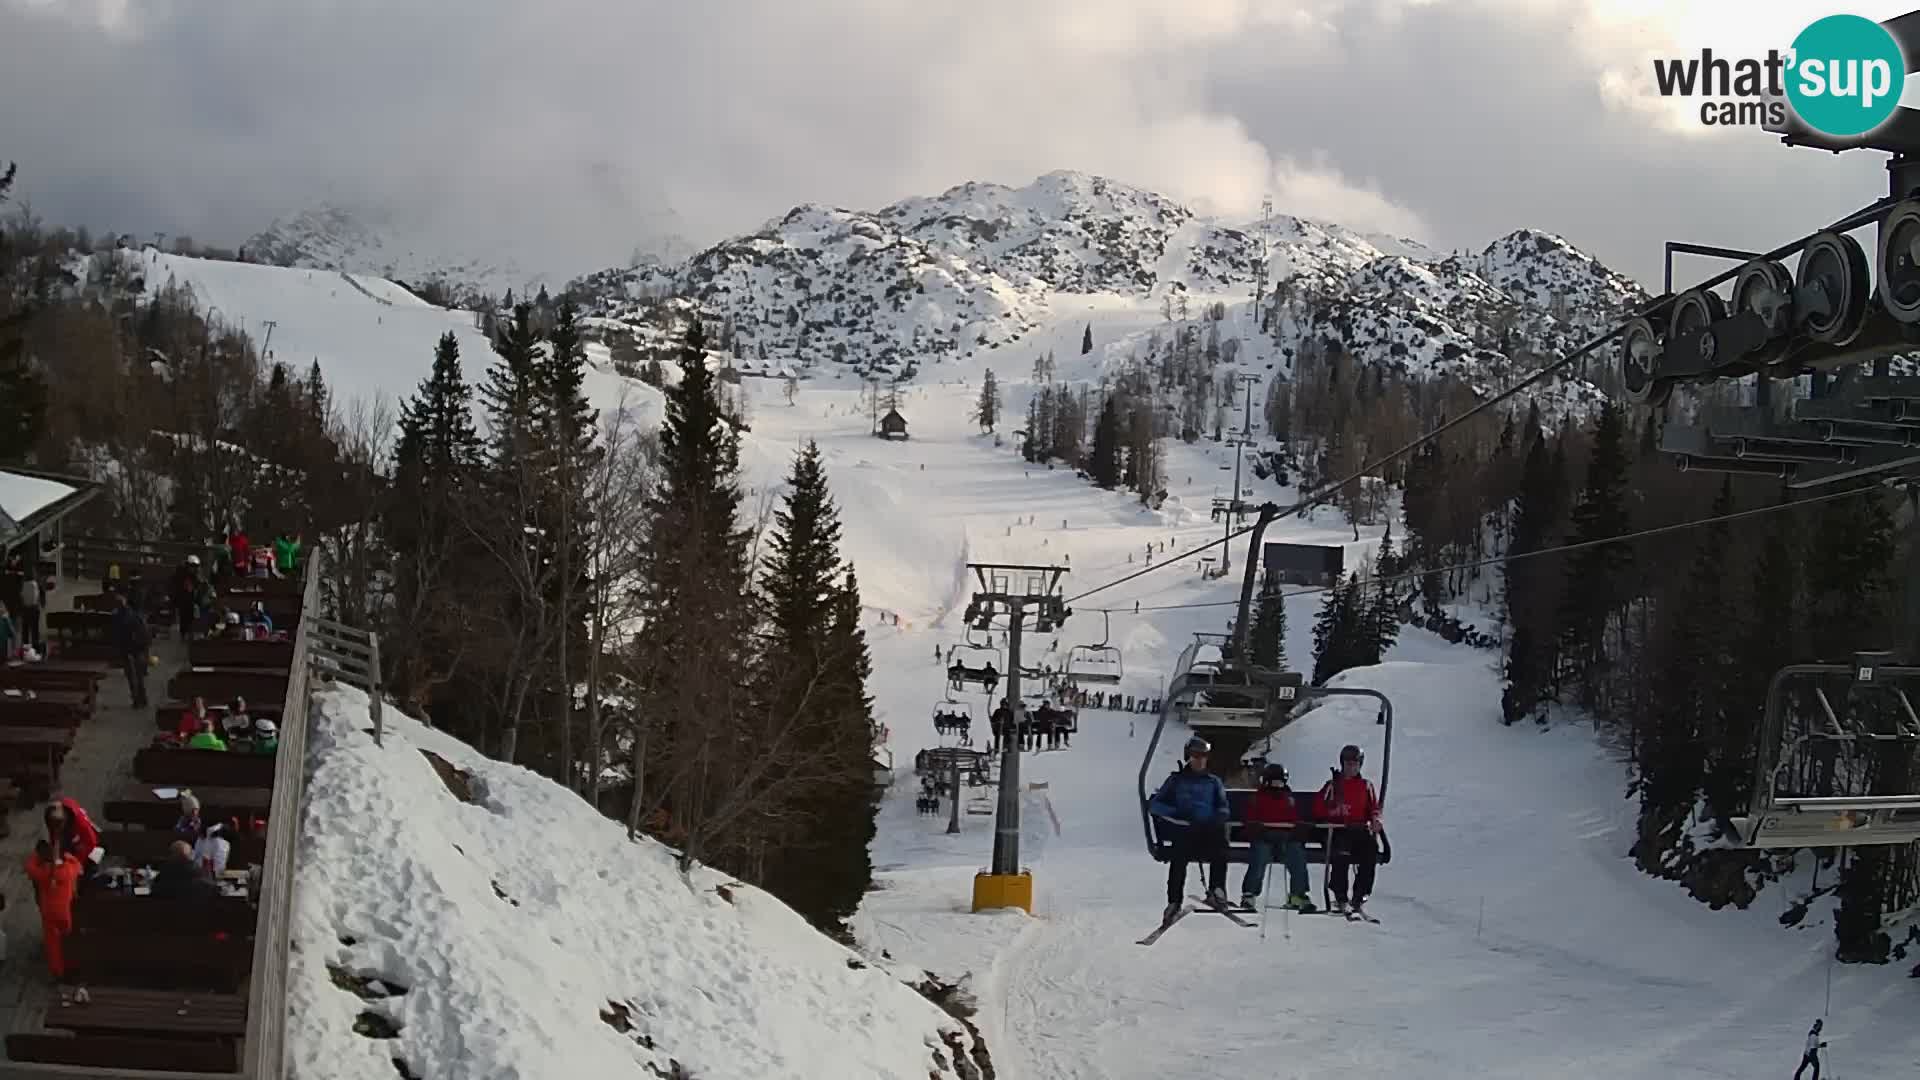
[1219,373,1259,575]
[963,563,1069,887]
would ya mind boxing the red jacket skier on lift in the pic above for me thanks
[1316,743,1382,918]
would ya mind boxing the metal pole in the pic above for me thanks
[947,752,962,835]
[991,599,1026,875]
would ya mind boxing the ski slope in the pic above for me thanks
[724,385,1920,1080]
[130,250,1916,1076]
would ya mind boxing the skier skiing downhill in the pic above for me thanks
[1794,1019,1827,1080]
[1148,736,1231,920]
[1316,744,1383,918]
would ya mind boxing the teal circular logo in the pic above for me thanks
[1787,14,1907,137]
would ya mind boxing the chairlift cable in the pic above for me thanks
[1063,196,1898,610]
[1121,481,1879,615]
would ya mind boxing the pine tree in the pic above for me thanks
[1248,579,1288,671]
[479,303,547,474]
[538,299,600,785]
[758,447,874,933]
[1088,397,1122,488]
[1311,574,1367,685]
[1367,532,1401,663]
[1082,323,1093,355]
[631,321,754,867]
[1631,477,1730,872]
[974,369,1001,432]
[1502,424,1560,724]
[1558,401,1632,709]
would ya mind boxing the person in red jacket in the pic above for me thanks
[227,528,251,579]
[26,840,82,979]
[1240,763,1317,912]
[1315,744,1383,917]
[44,798,103,892]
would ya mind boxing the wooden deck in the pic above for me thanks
[0,577,192,1052]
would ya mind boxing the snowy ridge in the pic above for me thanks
[290,685,989,1080]
[570,170,1645,398]
[243,204,546,306]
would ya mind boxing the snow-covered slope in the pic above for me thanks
[290,684,990,1080]
[114,249,493,419]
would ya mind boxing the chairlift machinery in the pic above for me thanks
[1615,11,1920,849]
[1136,503,1395,864]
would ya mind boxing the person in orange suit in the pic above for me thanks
[25,840,81,979]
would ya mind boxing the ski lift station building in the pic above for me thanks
[1262,541,1344,587]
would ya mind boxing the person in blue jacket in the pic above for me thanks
[1149,736,1232,918]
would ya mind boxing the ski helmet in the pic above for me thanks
[1261,763,1290,787]
[1339,744,1364,764]
[1183,736,1211,758]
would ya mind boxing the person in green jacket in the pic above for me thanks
[251,717,278,755]
[184,716,227,752]
[272,532,301,576]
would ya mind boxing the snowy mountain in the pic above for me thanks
[569,171,1646,398]
[291,684,990,1080]
[245,202,697,309]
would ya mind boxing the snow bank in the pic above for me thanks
[288,685,986,1080]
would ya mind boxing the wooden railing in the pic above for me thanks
[237,548,322,1079]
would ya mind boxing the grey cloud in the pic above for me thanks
[0,0,1894,288]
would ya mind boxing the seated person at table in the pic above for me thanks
[26,840,80,978]
[175,696,213,742]
[222,696,252,740]
[43,799,104,891]
[185,715,227,751]
[218,609,242,638]
[191,819,234,876]
[174,791,203,838]
[244,601,273,636]
[251,716,278,755]
[151,840,217,901]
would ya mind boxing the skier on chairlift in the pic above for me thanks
[1148,736,1231,920]
[1316,743,1382,918]
[1242,763,1316,912]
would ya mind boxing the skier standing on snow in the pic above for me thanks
[1793,1019,1827,1080]
[1316,744,1383,918]
[1148,736,1231,919]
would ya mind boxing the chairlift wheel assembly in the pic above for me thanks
[1667,288,1729,376]
[1618,317,1669,407]
[1796,231,1872,346]
[1729,258,1795,370]
[1876,199,1920,324]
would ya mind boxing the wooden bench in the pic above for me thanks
[0,660,109,693]
[63,930,250,992]
[167,666,289,702]
[156,701,283,731]
[105,782,271,830]
[188,638,295,669]
[5,1032,240,1072]
[134,747,277,789]
[42,986,247,1040]
[100,829,266,869]
[75,891,258,936]
[0,688,92,727]
[0,724,76,800]
[214,573,304,597]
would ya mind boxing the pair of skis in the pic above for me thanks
[1136,895,1375,945]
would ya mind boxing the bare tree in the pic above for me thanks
[582,396,658,803]
[312,395,392,627]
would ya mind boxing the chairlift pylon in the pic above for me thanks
[1065,609,1124,684]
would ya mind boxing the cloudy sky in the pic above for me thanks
[0,0,1912,286]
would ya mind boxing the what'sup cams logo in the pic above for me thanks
[1652,13,1908,137]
